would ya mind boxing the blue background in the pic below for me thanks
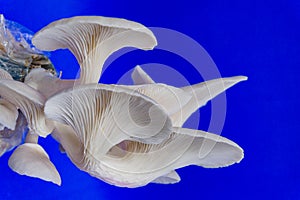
[0,0,299,199]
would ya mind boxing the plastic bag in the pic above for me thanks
[0,14,55,82]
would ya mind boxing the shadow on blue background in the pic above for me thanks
[0,0,299,199]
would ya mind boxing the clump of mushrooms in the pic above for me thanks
[0,16,247,187]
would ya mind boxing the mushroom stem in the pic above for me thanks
[25,131,39,144]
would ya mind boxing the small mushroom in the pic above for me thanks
[131,65,155,85]
[127,66,247,185]
[24,68,75,98]
[32,16,157,84]
[0,79,53,137]
[8,143,61,185]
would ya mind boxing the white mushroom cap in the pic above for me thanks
[0,79,53,137]
[24,68,75,99]
[44,84,172,166]
[93,127,243,188]
[130,66,248,126]
[32,16,157,84]
[172,75,248,126]
[8,143,61,185]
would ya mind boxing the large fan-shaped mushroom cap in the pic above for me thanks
[32,16,157,84]
[45,84,172,167]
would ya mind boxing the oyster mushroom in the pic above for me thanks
[44,82,243,188]
[0,69,17,131]
[0,67,60,183]
[129,66,247,184]
[45,83,172,152]
[32,16,157,84]
[8,143,61,185]
[131,66,248,126]
[24,68,75,99]
[0,15,247,188]
[0,79,53,137]
[44,84,173,184]
[0,68,24,156]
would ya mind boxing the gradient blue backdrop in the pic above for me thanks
[0,0,299,199]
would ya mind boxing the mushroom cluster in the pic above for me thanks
[0,16,247,188]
